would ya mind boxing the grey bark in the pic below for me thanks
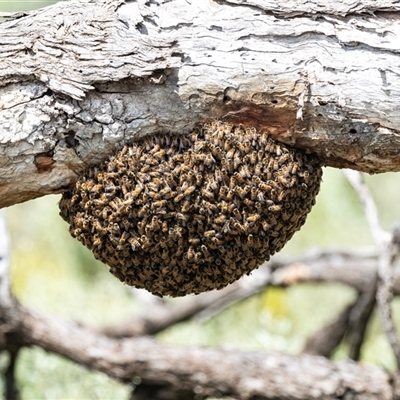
[2,0,400,208]
[0,301,394,400]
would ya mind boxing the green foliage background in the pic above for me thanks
[2,1,400,399]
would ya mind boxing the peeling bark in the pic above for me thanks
[1,0,400,208]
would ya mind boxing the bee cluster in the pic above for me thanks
[59,121,322,297]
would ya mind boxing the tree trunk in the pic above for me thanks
[1,0,400,208]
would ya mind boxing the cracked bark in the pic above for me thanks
[2,0,400,208]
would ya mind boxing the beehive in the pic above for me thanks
[59,122,322,297]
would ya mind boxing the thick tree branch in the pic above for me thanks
[1,301,393,400]
[2,0,400,207]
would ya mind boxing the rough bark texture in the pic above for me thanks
[0,302,394,400]
[2,0,400,208]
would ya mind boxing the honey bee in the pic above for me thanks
[159,186,172,198]
[281,212,290,221]
[101,206,111,220]
[257,192,265,203]
[239,165,251,178]
[278,153,290,166]
[220,168,229,182]
[258,182,272,193]
[194,252,203,263]
[233,154,242,170]
[194,140,207,152]
[129,237,141,251]
[236,185,250,199]
[150,216,161,230]
[219,186,229,199]
[243,140,252,153]
[215,215,226,224]
[204,230,216,238]
[269,205,282,212]
[204,153,216,167]
[261,220,271,231]
[226,189,235,201]
[152,148,166,160]
[300,170,310,182]
[174,193,185,203]
[131,183,144,199]
[214,169,222,183]
[184,185,196,196]
[290,163,299,175]
[181,200,191,213]
[247,234,254,244]
[202,200,217,211]
[92,236,102,248]
[210,144,224,159]
[211,237,222,246]
[277,176,291,188]
[138,204,150,218]
[140,235,151,249]
[202,187,214,201]
[250,187,258,200]
[187,246,195,261]
[226,158,234,173]
[219,201,229,214]
[200,244,210,257]
[247,214,260,223]
[243,198,254,207]
[176,213,189,224]
[255,163,263,175]
[153,200,167,208]
[277,190,287,202]
[232,208,241,220]
[194,174,203,186]
[226,147,236,160]
[175,245,184,257]
[223,137,233,151]
[229,176,237,189]
[136,220,145,235]
[148,143,160,154]
[147,191,161,200]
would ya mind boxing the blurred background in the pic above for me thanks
[2,1,400,399]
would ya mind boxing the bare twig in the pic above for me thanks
[344,170,400,368]
[5,349,20,400]
[347,276,377,361]
[302,275,377,360]
[303,302,353,357]
[343,170,389,246]
[103,250,380,339]
[0,210,13,310]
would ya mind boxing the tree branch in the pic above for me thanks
[2,0,400,207]
[3,302,393,400]
[344,170,400,368]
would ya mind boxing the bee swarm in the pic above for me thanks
[59,122,322,297]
